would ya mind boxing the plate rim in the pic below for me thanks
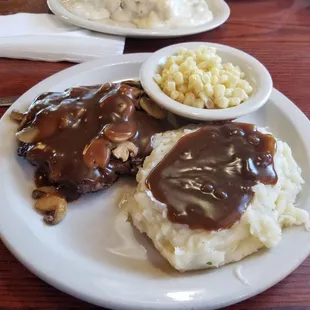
[47,0,230,38]
[1,53,310,310]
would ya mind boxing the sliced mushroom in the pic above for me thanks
[16,126,39,143]
[139,96,167,120]
[130,88,144,108]
[65,87,85,98]
[121,80,144,102]
[100,94,136,121]
[112,141,138,162]
[35,194,67,225]
[118,83,143,106]
[131,87,144,98]
[98,82,113,93]
[18,115,29,130]
[83,137,111,169]
[32,186,57,200]
[104,121,137,143]
[122,80,143,89]
[10,109,24,122]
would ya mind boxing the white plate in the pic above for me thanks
[140,42,272,121]
[47,0,230,38]
[1,54,310,310]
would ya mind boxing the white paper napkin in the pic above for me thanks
[0,13,125,63]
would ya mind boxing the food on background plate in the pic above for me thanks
[61,0,213,29]
[154,46,253,109]
[11,80,169,225]
[127,122,309,271]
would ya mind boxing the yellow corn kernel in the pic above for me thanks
[197,61,209,70]
[169,64,179,74]
[211,75,219,86]
[202,72,211,84]
[219,74,229,84]
[178,47,187,55]
[215,97,229,109]
[198,91,208,103]
[203,84,214,97]
[232,87,248,101]
[194,80,204,94]
[177,92,185,103]
[229,97,241,107]
[165,56,175,68]
[225,88,233,97]
[184,92,195,106]
[177,84,188,94]
[245,85,253,95]
[170,90,179,100]
[214,84,226,98]
[153,74,162,85]
[166,81,176,92]
[193,99,205,109]
[173,71,184,85]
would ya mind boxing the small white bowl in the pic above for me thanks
[140,42,273,121]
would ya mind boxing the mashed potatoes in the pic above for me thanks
[61,0,213,29]
[126,127,309,271]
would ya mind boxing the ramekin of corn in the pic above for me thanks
[140,42,272,121]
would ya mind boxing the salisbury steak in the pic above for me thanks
[13,81,168,213]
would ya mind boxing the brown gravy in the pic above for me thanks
[19,82,168,199]
[146,123,278,231]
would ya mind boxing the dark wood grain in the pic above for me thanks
[0,0,49,14]
[1,0,310,309]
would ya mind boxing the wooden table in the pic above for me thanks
[1,0,310,309]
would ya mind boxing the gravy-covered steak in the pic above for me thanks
[12,81,169,224]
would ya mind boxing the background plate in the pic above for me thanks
[47,0,230,38]
[1,54,310,310]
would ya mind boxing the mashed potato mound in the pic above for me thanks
[126,127,310,271]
